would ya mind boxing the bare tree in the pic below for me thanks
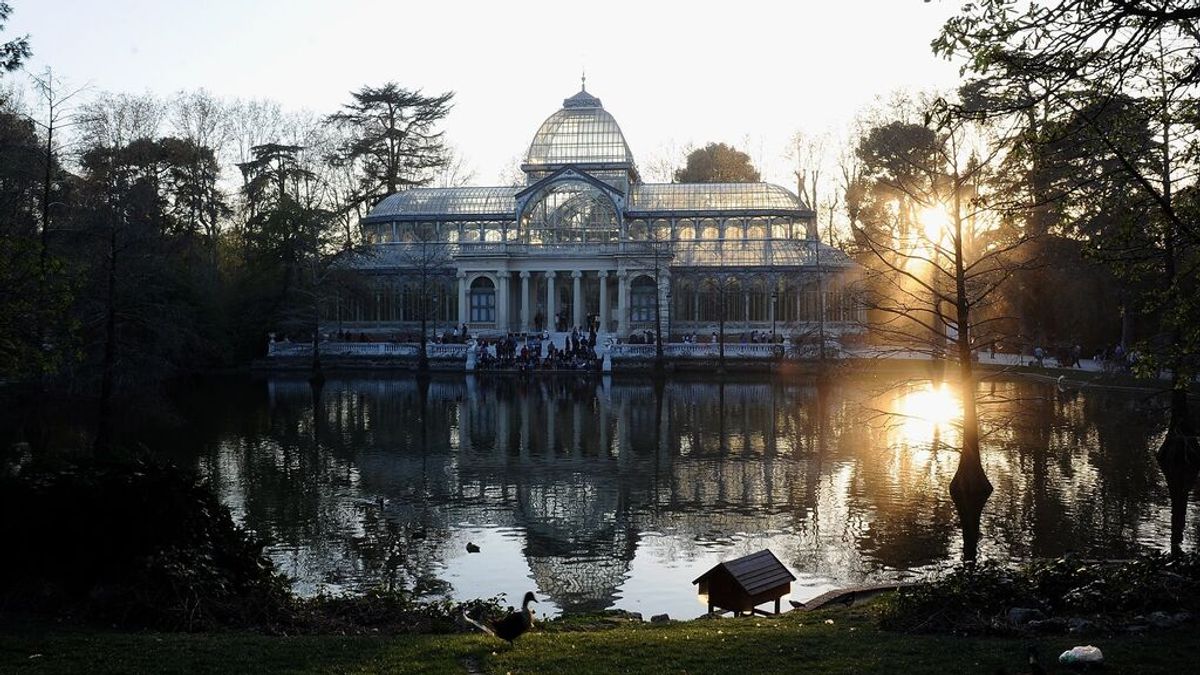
[640,140,695,183]
[938,1,1200,554]
[434,144,476,188]
[77,91,165,150]
[391,222,455,372]
[854,106,1033,561]
[628,220,673,369]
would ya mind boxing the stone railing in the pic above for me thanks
[608,343,785,360]
[266,341,467,359]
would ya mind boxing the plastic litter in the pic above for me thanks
[1059,645,1104,666]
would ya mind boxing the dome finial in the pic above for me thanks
[581,68,586,92]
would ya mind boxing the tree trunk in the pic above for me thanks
[948,188,992,563]
[949,369,992,563]
[94,225,118,458]
[1157,385,1199,556]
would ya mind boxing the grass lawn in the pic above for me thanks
[3,605,1198,674]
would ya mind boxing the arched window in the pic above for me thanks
[748,278,769,322]
[676,219,696,240]
[747,218,768,240]
[699,218,719,240]
[674,279,695,322]
[697,277,741,323]
[627,219,648,240]
[469,276,496,323]
[630,275,657,323]
[521,180,620,244]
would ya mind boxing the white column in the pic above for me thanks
[598,271,610,332]
[496,271,509,330]
[545,271,556,330]
[617,271,629,335]
[520,271,532,332]
[571,270,583,330]
[457,271,468,326]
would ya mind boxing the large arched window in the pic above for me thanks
[630,275,657,323]
[469,276,496,323]
[674,279,696,322]
[748,278,769,322]
[521,180,620,244]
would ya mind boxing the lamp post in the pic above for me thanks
[771,289,778,341]
[666,288,672,345]
[432,294,439,343]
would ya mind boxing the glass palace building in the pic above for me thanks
[339,86,859,338]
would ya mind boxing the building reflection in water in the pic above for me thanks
[181,374,1194,619]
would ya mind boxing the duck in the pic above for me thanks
[466,542,481,553]
[463,591,538,644]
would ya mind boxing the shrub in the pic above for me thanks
[878,554,1200,635]
[0,459,291,630]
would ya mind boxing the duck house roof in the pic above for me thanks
[692,549,796,596]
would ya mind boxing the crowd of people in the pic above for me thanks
[474,327,601,371]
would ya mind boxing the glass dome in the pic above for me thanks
[524,88,634,168]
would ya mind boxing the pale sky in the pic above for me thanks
[8,0,965,188]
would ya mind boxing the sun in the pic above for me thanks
[895,382,961,446]
[918,205,951,243]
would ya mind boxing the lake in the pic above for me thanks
[153,372,1194,619]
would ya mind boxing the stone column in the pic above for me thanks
[545,271,556,330]
[617,271,629,335]
[571,270,583,330]
[457,271,468,325]
[520,271,532,332]
[598,271,610,332]
[496,271,509,330]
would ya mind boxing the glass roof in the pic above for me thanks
[667,239,851,269]
[363,187,518,222]
[525,90,633,167]
[629,183,806,214]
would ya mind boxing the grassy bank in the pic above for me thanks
[5,604,1200,674]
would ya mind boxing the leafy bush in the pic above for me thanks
[296,589,506,634]
[879,554,1200,635]
[0,459,291,630]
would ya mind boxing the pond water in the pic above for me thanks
[155,372,1196,619]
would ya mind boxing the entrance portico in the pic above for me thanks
[456,265,657,336]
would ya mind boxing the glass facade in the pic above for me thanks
[338,86,863,335]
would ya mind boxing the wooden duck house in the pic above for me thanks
[693,549,796,616]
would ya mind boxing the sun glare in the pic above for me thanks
[895,382,961,447]
[919,205,951,243]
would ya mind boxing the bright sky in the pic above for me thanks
[8,0,964,187]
